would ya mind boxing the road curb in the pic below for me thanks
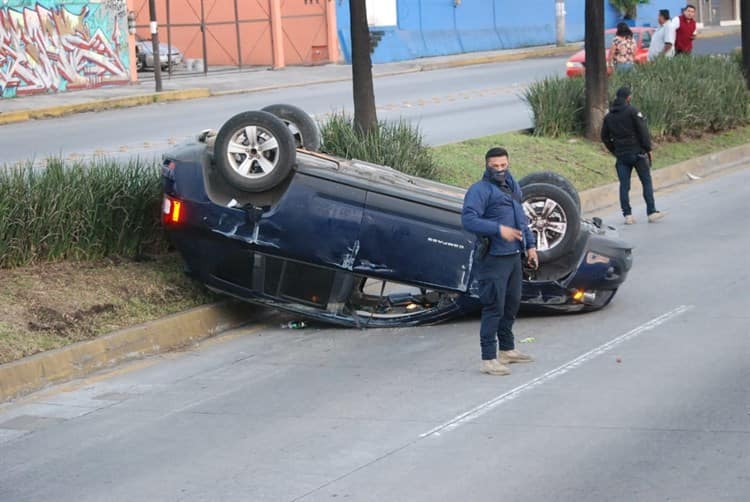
[0,301,258,403]
[418,44,580,71]
[0,88,211,125]
[580,143,750,213]
[0,110,30,125]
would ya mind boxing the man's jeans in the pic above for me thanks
[476,254,522,360]
[615,153,657,216]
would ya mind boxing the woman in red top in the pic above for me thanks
[609,23,636,72]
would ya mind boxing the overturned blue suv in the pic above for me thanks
[162,104,633,327]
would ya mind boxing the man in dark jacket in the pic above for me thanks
[462,147,538,376]
[601,86,665,225]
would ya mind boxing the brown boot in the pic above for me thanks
[498,350,534,364]
[480,359,511,376]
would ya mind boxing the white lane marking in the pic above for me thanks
[421,305,694,438]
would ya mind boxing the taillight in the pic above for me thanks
[163,196,183,224]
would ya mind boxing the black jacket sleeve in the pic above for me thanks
[600,115,616,155]
[631,107,652,153]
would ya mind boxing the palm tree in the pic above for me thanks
[609,0,650,20]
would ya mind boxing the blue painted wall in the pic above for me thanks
[337,1,685,64]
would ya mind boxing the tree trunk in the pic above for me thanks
[350,0,378,134]
[742,0,750,89]
[584,0,607,141]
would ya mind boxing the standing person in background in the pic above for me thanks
[609,22,637,72]
[672,5,698,55]
[648,9,675,60]
[601,87,666,225]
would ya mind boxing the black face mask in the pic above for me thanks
[486,166,507,184]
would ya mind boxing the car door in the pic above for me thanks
[255,172,366,270]
[354,191,475,292]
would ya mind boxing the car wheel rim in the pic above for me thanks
[226,125,280,179]
[523,197,568,251]
[279,120,303,148]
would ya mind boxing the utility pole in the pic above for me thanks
[742,0,749,89]
[584,0,607,141]
[148,0,163,92]
[556,0,566,46]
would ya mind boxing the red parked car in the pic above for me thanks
[565,27,655,78]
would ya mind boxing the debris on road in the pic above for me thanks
[281,321,307,329]
[520,337,536,343]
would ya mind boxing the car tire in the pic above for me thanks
[214,110,297,193]
[518,171,581,212]
[136,57,144,72]
[261,104,322,152]
[521,182,581,263]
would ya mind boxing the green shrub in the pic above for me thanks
[526,55,749,139]
[0,158,165,268]
[320,112,439,180]
[611,55,750,137]
[523,76,585,138]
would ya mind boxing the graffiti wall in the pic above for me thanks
[0,0,130,98]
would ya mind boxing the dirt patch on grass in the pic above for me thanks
[0,255,217,365]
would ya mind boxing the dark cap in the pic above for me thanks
[616,86,632,99]
[485,147,509,160]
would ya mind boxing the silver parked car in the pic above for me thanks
[135,35,184,71]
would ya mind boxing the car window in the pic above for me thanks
[640,31,651,48]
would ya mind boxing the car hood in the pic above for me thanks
[569,48,613,63]
[138,42,180,54]
[569,49,585,63]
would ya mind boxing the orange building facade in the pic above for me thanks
[129,0,339,69]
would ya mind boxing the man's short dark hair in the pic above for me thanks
[659,9,670,20]
[616,86,631,99]
[485,147,509,160]
[685,4,696,10]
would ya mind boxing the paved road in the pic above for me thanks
[0,57,559,166]
[0,33,740,166]
[1,165,748,501]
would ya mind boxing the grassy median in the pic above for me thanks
[432,126,750,190]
